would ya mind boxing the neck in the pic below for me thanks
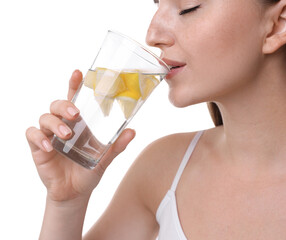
[215,57,286,170]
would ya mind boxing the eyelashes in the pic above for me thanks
[179,5,201,15]
[153,1,201,15]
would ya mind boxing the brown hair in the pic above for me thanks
[207,102,223,126]
[207,0,280,127]
[263,0,280,3]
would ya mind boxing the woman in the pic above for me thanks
[26,0,286,238]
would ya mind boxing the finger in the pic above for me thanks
[39,113,73,140]
[26,127,53,153]
[50,100,80,120]
[110,129,136,156]
[67,70,83,101]
[97,129,136,171]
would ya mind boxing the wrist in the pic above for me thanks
[40,193,91,240]
[46,192,91,209]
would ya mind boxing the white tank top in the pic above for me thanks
[156,131,204,240]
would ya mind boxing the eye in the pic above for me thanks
[179,5,201,15]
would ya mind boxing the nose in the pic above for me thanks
[146,8,175,50]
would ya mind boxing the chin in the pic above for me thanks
[168,92,193,108]
[168,88,209,108]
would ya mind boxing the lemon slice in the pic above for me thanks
[117,72,141,100]
[119,72,141,99]
[139,75,160,100]
[115,72,142,119]
[94,94,114,117]
[94,68,125,96]
[116,96,138,119]
[84,70,97,89]
[84,68,126,97]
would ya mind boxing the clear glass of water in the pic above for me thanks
[52,30,169,169]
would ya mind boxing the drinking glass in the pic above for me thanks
[52,30,169,169]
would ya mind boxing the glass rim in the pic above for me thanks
[108,30,170,73]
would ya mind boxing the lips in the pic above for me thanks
[162,58,186,79]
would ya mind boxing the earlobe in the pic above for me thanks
[263,3,286,54]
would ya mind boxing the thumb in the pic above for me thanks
[97,129,136,171]
[111,128,136,155]
[67,70,83,101]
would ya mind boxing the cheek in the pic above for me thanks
[169,7,264,106]
[167,2,265,107]
[193,11,262,66]
[182,6,263,98]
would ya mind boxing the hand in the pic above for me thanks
[26,70,136,202]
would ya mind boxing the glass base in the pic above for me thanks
[52,136,109,170]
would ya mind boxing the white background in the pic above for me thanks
[0,0,213,238]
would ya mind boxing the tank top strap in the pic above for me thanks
[170,130,204,192]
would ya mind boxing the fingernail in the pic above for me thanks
[73,69,81,76]
[42,140,53,152]
[67,107,79,117]
[59,125,72,136]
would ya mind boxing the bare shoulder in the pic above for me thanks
[105,127,220,215]
[127,130,203,214]
[84,129,217,239]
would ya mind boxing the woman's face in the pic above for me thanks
[146,0,267,107]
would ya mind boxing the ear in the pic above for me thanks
[263,1,286,54]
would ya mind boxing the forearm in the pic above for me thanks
[39,194,91,240]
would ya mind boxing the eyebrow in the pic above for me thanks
[153,0,159,3]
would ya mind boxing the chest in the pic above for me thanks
[176,175,286,239]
